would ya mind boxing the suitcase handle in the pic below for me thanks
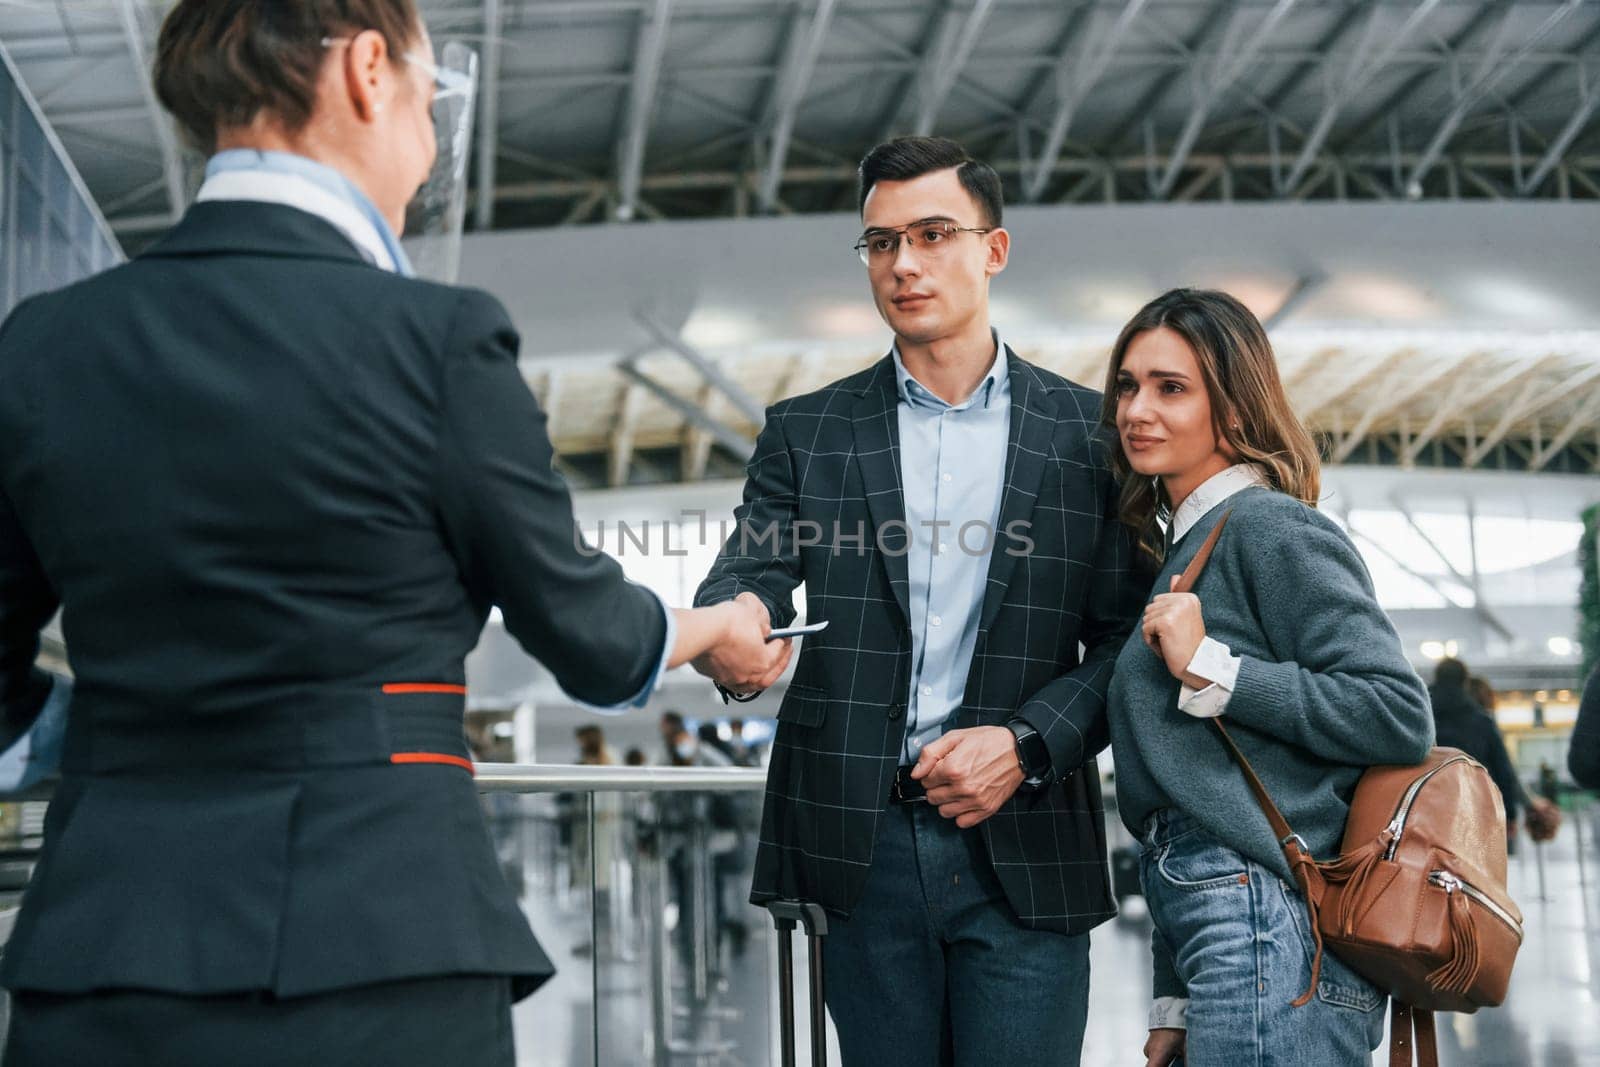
[766,900,828,1067]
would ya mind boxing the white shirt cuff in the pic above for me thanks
[1148,996,1189,1030]
[1187,636,1241,688]
[1178,636,1240,719]
[1178,682,1230,719]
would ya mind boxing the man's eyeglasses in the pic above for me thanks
[853,219,994,267]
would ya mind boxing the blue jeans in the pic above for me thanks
[1139,809,1385,1067]
[823,801,1091,1067]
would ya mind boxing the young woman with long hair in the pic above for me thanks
[1102,288,1434,1066]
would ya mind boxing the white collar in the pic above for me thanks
[195,170,398,272]
[1170,464,1267,543]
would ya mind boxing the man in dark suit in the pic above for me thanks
[693,137,1146,1065]
[0,3,785,1065]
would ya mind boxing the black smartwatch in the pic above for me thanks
[1004,719,1054,791]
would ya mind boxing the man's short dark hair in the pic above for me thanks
[660,711,685,732]
[1433,657,1469,689]
[858,136,1003,228]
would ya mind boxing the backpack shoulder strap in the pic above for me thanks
[1170,506,1330,1007]
[1170,509,1231,595]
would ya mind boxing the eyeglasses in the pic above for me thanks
[320,36,474,97]
[853,219,994,267]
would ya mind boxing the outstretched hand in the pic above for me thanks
[910,726,1024,829]
[690,592,793,696]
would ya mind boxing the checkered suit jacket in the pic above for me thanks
[695,347,1148,934]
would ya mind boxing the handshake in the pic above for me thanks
[670,592,794,699]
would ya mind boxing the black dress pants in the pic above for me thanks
[3,974,513,1067]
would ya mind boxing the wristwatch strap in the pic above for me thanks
[1004,718,1053,789]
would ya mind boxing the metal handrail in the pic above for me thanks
[475,762,766,794]
[1,762,769,803]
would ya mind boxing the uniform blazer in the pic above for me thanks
[0,202,666,1000]
[695,352,1146,933]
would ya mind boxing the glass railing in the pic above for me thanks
[2,766,1600,1063]
[477,764,827,1067]
[0,764,820,1066]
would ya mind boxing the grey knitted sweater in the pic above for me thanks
[1108,487,1434,994]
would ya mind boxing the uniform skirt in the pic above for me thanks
[2,974,514,1067]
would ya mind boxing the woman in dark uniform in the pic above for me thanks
[0,2,788,1063]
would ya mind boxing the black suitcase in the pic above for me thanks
[764,900,829,1067]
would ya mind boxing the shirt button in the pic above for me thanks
[938,543,948,555]
[941,473,952,483]
[930,615,942,627]
[921,685,934,697]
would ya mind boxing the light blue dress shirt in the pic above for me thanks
[893,331,1011,764]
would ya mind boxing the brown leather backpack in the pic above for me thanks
[1179,513,1524,1067]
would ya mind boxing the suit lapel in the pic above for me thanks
[978,352,1058,633]
[851,356,911,629]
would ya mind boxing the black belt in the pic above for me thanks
[889,765,927,804]
[62,685,474,774]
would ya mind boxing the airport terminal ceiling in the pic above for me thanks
[6,1,1600,230]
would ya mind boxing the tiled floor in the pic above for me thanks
[508,793,1600,1066]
